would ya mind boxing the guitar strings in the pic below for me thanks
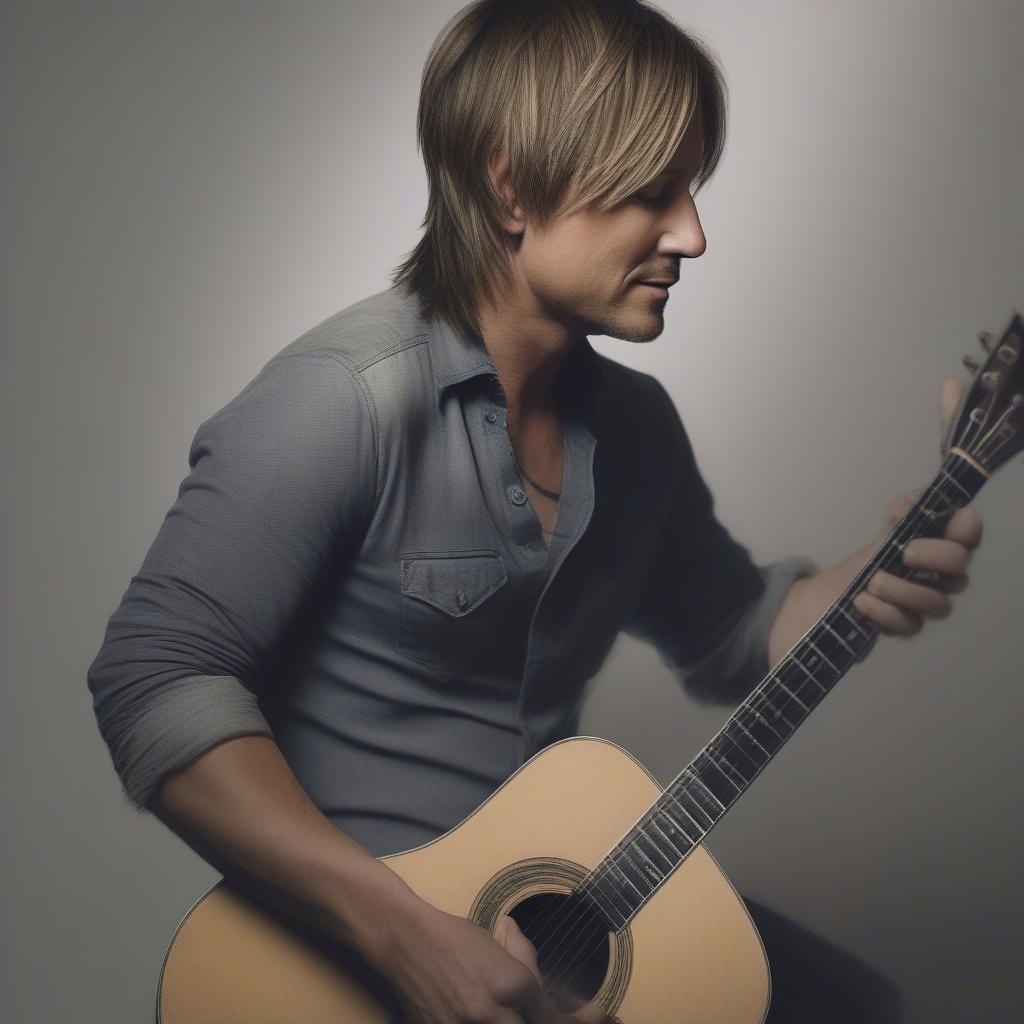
[517,583,879,981]
[533,675,830,1002]
[508,599,879,986]
[507,457,973,1011]
[526,685,810,1001]
[514,394,987,974]
[533,462,973,1007]
[529,568,909,1003]
[512,655,835,1003]
[531,373,1016,1001]
[527,408,995,1002]
[533,462,966,1003]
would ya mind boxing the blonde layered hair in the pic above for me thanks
[390,0,728,345]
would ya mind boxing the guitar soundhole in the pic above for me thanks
[506,891,611,1014]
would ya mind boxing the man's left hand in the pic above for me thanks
[850,377,984,637]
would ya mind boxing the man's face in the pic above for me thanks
[506,116,707,345]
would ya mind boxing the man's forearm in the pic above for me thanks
[767,539,878,668]
[150,734,427,970]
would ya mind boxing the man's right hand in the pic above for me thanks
[366,898,610,1024]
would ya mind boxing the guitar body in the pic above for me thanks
[157,736,770,1023]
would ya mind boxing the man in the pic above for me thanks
[87,2,982,1021]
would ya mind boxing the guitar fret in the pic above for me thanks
[622,848,657,896]
[734,717,771,759]
[696,746,746,800]
[754,689,797,730]
[658,806,700,845]
[661,788,708,834]
[638,821,677,869]
[584,871,631,929]
[747,704,786,744]
[666,782,715,830]
[792,653,828,694]
[628,839,664,883]
[643,828,676,870]
[614,866,653,913]
[939,467,971,500]
[713,750,750,790]
[649,816,688,858]
[774,676,810,712]
[806,638,840,676]
[740,703,789,756]
[596,870,634,921]
[836,606,870,642]
[930,487,956,514]
[717,733,763,778]
[606,856,647,897]
[824,620,856,658]
[597,901,629,931]
[688,771,727,812]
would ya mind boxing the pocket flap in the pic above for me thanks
[400,551,509,617]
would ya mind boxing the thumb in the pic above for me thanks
[495,915,612,1024]
[558,999,614,1024]
[940,376,964,431]
[494,915,556,1024]
[494,913,542,981]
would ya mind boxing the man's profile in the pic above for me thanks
[87,2,979,1021]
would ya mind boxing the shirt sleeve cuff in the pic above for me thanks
[682,555,820,705]
[106,674,275,811]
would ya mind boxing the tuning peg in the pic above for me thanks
[963,355,980,373]
[978,331,993,351]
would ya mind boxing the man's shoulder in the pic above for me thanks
[253,286,437,434]
[271,286,427,373]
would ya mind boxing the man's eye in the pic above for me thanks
[636,179,699,205]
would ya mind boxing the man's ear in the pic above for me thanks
[487,145,527,235]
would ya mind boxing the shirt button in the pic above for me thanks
[507,483,527,505]
[485,410,497,423]
[456,588,468,609]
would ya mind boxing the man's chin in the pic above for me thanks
[610,312,666,344]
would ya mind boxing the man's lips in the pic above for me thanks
[633,281,672,296]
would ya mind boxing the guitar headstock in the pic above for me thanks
[941,312,1024,473]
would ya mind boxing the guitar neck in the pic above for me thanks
[581,449,990,930]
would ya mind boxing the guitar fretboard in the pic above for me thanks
[580,450,989,931]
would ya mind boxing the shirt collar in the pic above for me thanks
[421,297,607,412]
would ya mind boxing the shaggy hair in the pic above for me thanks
[389,0,728,346]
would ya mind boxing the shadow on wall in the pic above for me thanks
[743,898,903,1023]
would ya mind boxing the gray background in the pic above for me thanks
[3,1,1022,1021]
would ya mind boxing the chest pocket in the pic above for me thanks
[398,550,511,676]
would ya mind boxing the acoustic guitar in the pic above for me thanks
[156,312,1023,1023]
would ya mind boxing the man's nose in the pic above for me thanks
[677,196,707,258]
[661,194,706,259]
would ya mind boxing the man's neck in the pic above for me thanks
[474,290,583,428]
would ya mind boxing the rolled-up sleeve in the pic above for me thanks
[622,377,819,705]
[680,554,819,704]
[86,350,378,810]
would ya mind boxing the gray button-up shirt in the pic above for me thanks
[87,285,817,857]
